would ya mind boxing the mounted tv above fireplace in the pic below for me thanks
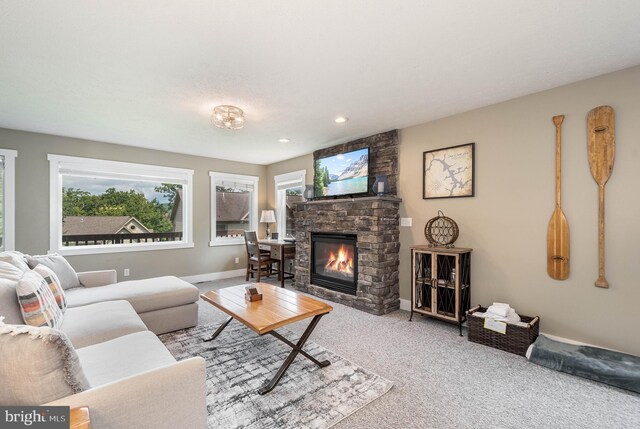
[314,147,369,197]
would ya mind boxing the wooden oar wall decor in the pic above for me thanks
[587,105,615,289]
[547,115,570,280]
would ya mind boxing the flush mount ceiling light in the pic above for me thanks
[334,116,349,124]
[212,105,245,130]
[278,138,290,143]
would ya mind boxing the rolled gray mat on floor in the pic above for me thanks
[527,335,640,394]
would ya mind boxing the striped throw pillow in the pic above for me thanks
[33,264,67,313]
[16,270,63,329]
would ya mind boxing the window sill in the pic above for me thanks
[52,242,195,256]
[209,240,245,247]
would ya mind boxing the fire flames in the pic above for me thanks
[324,245,354,275]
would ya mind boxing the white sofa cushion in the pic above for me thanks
[77,270,117,288]
[77,331,176,387]
[65,276,199,314]
[0,261,25,324]
[0,321,89,405]
[61,300,148,349]
[26,253,81,290]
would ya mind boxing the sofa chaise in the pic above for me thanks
[69,270,199,336]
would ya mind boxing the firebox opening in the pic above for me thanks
[311,232,358,295]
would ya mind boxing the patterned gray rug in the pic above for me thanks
[160,322,393,429]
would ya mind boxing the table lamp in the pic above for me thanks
[260,210,276,239]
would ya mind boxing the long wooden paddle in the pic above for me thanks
[587,105,615,288]
[547,115,570,280]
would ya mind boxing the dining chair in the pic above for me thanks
[244,231,279,282]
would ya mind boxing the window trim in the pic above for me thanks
[209,171,259,247]
[274,169,306,238]
[48,154,194,256]
[0,148,18,251]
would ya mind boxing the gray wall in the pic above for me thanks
[0,128,267,279]
[398,66,640,355]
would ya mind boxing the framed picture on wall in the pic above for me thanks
[423,143,475,199]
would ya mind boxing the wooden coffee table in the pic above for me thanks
[200,282,333,394]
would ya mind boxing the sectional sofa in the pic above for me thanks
[0,252,207,429]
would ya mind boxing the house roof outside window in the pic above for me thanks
[216,192,250,222]
[62,216,151,235]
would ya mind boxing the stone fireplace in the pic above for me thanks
[292,130,401,314]
[293,196,401,315]
[292,130,401,315]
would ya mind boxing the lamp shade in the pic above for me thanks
[260,210,276,223]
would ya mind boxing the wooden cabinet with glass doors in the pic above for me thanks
[409,246,472,335]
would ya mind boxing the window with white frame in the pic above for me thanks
[48,154,194,255]
[274,170,306,239]
[209,172,259,246]
[0,149,17,252]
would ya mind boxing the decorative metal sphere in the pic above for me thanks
[424,210,459,248]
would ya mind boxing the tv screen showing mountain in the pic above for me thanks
[314,148,369,197]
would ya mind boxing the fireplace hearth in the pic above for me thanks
[311,233,358,295]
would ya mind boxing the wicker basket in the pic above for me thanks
[467,306,540,356]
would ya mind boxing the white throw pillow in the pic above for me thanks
[0,261,26,324]
[0,319,90,405]
[0,251,29,272]
[0,259,24,281]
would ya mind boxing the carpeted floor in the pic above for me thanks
[194,277,640,429]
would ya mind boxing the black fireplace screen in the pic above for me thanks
[311,233,357,295]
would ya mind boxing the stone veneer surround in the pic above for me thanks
[293,196,401,315]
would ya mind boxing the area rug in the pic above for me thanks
[159,322,393,429]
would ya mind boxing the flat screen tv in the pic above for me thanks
[314,147,369,197]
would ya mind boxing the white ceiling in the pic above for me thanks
[1,1,639,165]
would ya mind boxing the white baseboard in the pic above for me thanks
[538,333,620,352]
[537,332,597,348]
[181,269,245,284]
[399,298,411,311]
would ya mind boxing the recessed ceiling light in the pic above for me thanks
[278,138,290,143]
[334,116,349,124]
